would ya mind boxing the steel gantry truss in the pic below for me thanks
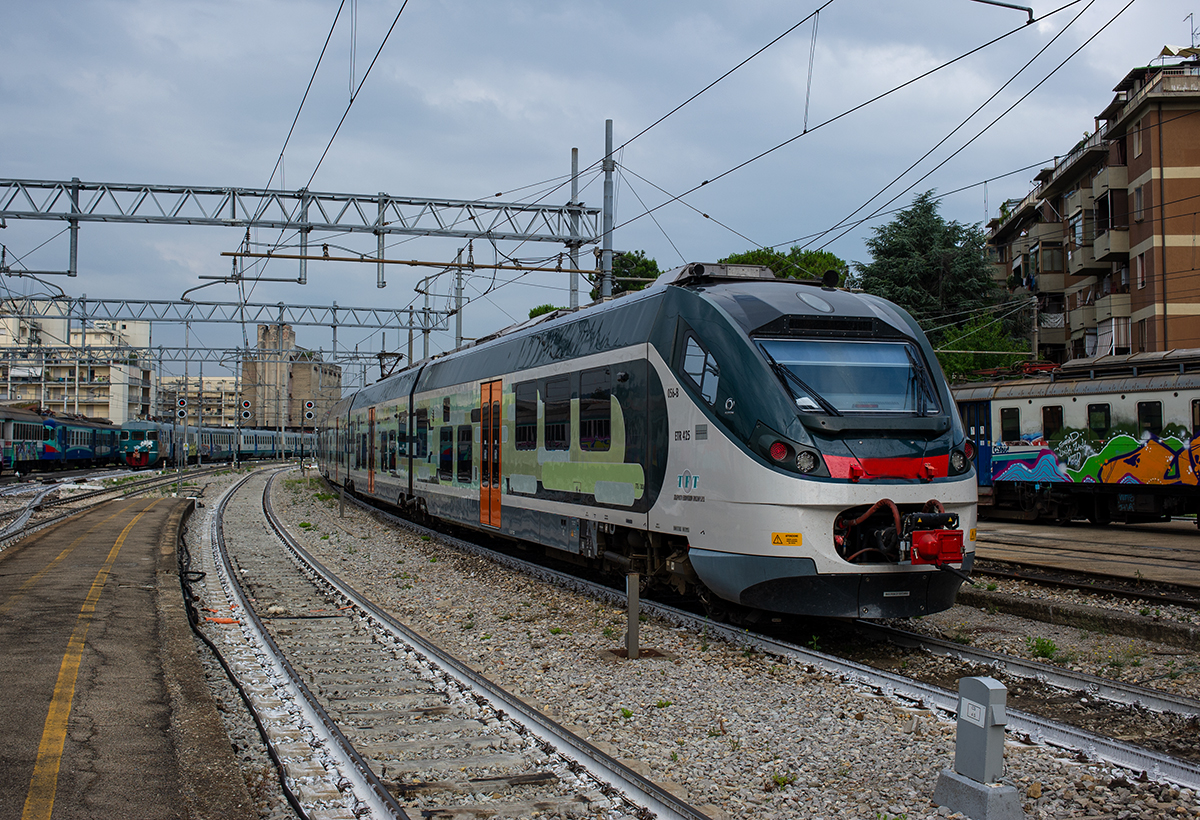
[4,295,449,332]
[0,178,600,244]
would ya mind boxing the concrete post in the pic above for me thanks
[932,676,1023,820]
[626,572,640,660]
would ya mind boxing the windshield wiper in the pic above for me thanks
[760,346,841,416]
[904,346,938,416]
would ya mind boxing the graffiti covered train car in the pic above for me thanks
[953,350,1200,526]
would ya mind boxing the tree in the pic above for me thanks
[528,303,562,320]
[850,191,998,340]
[719,247,847,283]
[934,314,1031,381]
[589,250,660,301]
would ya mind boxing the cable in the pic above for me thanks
[263,1,347,192]
[608,0,1084,237]
[813,0,1134,253]
[807,0,1093,250]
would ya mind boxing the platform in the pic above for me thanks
[0,498,255,820]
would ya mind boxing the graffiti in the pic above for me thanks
[990,432,1200,487]
[1054,430,1099,471]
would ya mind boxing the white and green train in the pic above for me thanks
[318,263,978,620]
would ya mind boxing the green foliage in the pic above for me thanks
[720,246,848,283]
[1027,636,1058,659]
[935,314,1030,380]
[528,303,562,319]
[589,250,660,300]
[850,191,1002,345]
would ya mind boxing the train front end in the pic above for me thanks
[120,422,162,469]
[654,264,976,619]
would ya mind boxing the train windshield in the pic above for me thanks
[757,338,940,415]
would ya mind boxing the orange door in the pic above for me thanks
[480,380,502,527]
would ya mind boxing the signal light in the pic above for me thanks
[769,441,789,462]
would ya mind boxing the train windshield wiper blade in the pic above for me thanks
[760,346,840,417]
[905,345,937,415]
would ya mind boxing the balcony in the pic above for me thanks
[1067,244,1107,276]
[1092,165,1128,198]
[1070,303,1096,332]
[1065,188,1095,216]
[1093,229,1129,262]
[1095,292,1131,321]
[1028,221,1063,243]
[1035,272,1066,293]
[1038,312,1068,346]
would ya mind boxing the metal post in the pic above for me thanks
[197,358,203,468]
[276,312,284,461]
[377,194,387,289]
[422,288,430,360]
[183,320,190,470]
[601,120,615,300]
[407,307,414,364]
[570,148,580,310]
[339,486,345,518]
[626,572,640,660]
[299,189,309,285]
[68,177,79,278]
[932,676,1022,818]
[454,248,464,349]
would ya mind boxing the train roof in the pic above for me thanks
[953,348,1200,400]
[0,405,46,423]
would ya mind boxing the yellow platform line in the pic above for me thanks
[21,499,161,820]
[0,507,128,616]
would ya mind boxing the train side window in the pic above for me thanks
[457,424,472,483]
[439,427,454,480]
[514,382,538,450]
[120,430,130,440]
[1193,399,1200,437]
[579,367,611,452]
[681,335,720,405]
[443,397,451,423]
[1000,407,1020,444]
[1088,403,1111,438]
[544,376,571,451]
[1137,401,1163,437]
[415,409,429,459]
[1042,405,1063,440]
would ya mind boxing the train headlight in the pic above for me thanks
[796,450,819,474]
[949,448,971,475]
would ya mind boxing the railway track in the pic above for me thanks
[200,468,712,819]
[320,475,1200,791]
[0,464,232,549]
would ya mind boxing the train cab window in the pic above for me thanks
[579,367,611,452]
[544,376,570,451]
[1042,405,1063,440]
[682,336,720,405]
[1000,407,1020,444]
[439,427,454,481]
[1137,401,1163,437]
[1193,400,1200,437]
[514,382,537,451]
[120,430,130,440]
[457,425,472,483]
[1088,404,1111,438]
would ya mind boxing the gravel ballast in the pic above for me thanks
[260,472,1200,820]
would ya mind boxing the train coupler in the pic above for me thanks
[902,510,963,566]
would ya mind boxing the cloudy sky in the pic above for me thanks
[2,0,1195,387]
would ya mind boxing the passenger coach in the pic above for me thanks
[320,263,977,620]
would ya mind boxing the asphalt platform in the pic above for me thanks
[0,497,256,820]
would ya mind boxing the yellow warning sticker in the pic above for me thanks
[969,528,977,541]
[771,532,802,547]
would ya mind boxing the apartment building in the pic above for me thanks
[156,375,241,427]
[988,52,1200,362]
[241,324,342,431]
[0,305,154,423]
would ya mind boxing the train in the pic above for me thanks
[0,405,121,472]
[953,350,1200,527]
[0,405,313,473]
[316,262,977,620]
[119,420,314,469]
